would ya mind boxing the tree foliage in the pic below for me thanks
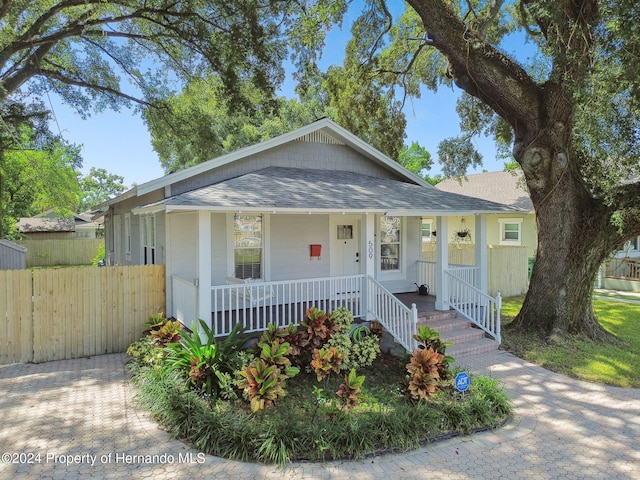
[0,101,81,238]
[79,167,126,211]
[0,0,294,115]
[308,0,640,340]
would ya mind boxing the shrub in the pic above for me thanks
[163,320,247,400]
[151,320,182,347]
[335,368,365,410]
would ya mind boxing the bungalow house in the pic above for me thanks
[102,119,520,350]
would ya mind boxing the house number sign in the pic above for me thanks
[368,240,374,259]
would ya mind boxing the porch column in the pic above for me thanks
[197,210,212,326]
[363,212,376,320]
[475,214,488,293]
[435,216,449,311]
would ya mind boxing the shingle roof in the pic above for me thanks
[436,170,534,212]
[143,167,521,215]
[16,217,76,233]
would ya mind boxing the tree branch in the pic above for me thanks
[405,0,542,133]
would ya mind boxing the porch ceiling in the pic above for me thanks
[137,167,523,216]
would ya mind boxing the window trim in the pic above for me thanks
[378,215,405,279]
[230,213,265,280]
[421,218,434,243]
[498,218,523,246]
[141,214,156,265]
[124,213,131,259]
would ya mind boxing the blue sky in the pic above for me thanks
[46,12,505,189]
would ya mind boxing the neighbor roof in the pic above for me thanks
[436,170,534,212]
[17,217,76,233]
[134,167,522,216]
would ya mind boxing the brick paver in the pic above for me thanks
[0,350,638,479]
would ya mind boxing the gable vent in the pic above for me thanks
[296,131,345,145]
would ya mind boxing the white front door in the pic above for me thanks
[330,215,361,276]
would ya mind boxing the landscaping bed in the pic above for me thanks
[126,309,512,466]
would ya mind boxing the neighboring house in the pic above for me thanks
[16,217,75,239]
[435,170,640,292]
[435,170,537,258]
[0,239,27,270]
[73,212,104,239]
[103,119,518,348]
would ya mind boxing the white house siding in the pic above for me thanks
[168,142,405,197]
[269,214,331,281]
[167,212,198,279]
[211,213,228,285]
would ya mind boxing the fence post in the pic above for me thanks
[495,292,502,344]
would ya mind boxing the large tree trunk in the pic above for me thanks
[510,131,620,341]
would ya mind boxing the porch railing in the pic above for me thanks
[210,275,364,336]
[417,261,479,293]
[445,270,501,343]
[367,276,418,352]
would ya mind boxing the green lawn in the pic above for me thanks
[501,296,640,388]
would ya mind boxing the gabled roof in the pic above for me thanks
[17,217,76,233]
[133,118,430,198]
[134,167,521,216]
[436,170,534,212]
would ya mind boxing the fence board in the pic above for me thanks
[18,239,104,267]
[422,244,529,297]
[0,265,165,364]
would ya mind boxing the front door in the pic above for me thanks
[330,215,361,276]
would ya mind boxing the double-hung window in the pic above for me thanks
[142,215,156,264]
[380,216,401,271]
[234,214,263,279]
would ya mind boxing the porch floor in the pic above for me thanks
[394,292,437,314]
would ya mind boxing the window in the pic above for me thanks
[142,215,156,264]
[234,214,263,279]
[380,216,401,271]
[124,214,131,257]
[498,218,523,245]
[620,236,640,253]
[421,219,433,243]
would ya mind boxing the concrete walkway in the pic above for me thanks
[1,350,639,479]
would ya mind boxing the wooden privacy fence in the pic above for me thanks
[0,265,165,364]
[422,244,529,297]
[17,239,104,267]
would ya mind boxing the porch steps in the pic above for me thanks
[416,311,499,359]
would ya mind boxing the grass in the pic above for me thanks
[501,295,640,387]
[127,344,511,466]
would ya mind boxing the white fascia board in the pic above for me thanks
[131,204,166,215]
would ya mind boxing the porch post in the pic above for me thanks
[475,214,488,293]
[197,210,212,326]
[363,212,376,319]
[435,216,449,311]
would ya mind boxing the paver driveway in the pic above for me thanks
[1,350,638,479]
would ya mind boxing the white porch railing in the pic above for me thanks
[416,260,437,294]
[172,275,197,324]
[367,276,418,352]
[445,270,501,343]
[211,275,364,336]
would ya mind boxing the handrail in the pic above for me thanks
[367,276,418,352]
[445,270,501,343]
